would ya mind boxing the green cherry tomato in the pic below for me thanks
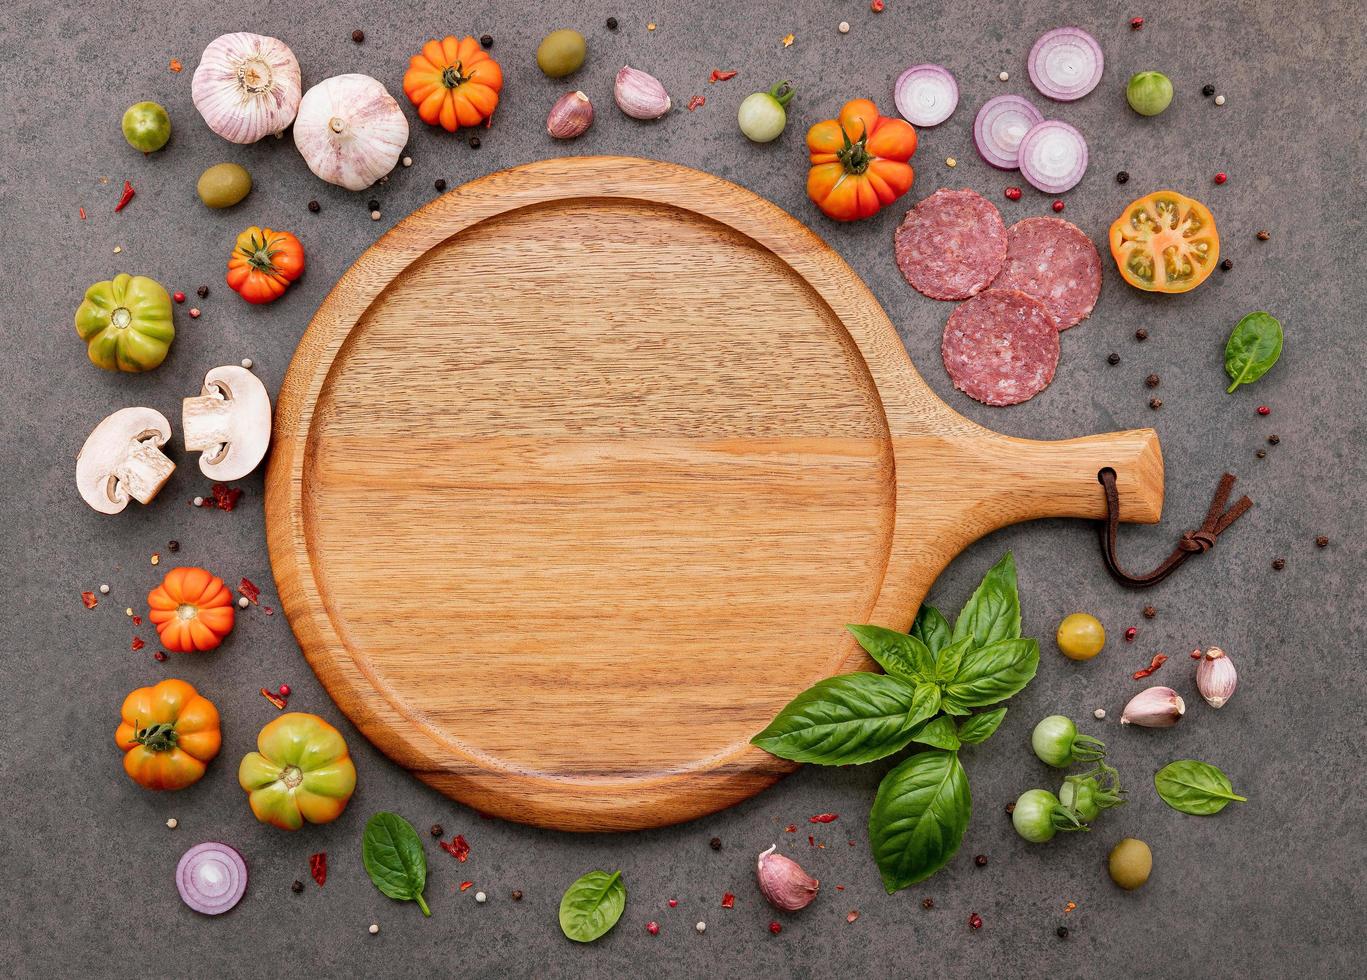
[1126,72,1174,117]
[75,273,175,372]
[1031,715,1106,768]
[1108,838,1153,889]
[738,81,796,143]
[238,713,357,831]
[121,101,172,152]
[1012,789,1063,843]
[1056,613,1105,660]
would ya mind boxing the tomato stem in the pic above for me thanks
[837,127,872,175]
[133,720,179,753]
[441,63,469,89]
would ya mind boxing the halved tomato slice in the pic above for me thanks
[1109,191,1219,293]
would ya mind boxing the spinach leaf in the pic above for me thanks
[909,716,960,751]
[956,707,1007,745]
[952,552,1021,649]
[1154,760,1248,815]
[362,812,431,916]
[933,636,972,684]
[941,638,1039,710]
[559,869,627,942]
[1224,311,1283,393]
[910,604,953,657]
[869,750,971,893]
[752,673,927,765]
[847,624,934,683]
[907,682,942,729]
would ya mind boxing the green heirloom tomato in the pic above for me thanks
[75,273,175,372]
[1126,72,1174,116]
[122,101,172,152]
[238,712,357,831]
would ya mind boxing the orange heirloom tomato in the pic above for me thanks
[404,35,503,132]
[116,679,222,791]
[1109,191,1219,293]
[226,226,305,304]
[148,566,236,652]
[807,98,917,221]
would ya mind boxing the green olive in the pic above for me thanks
[537,29,586,78]
[197,163,253,209]
[1127,71,1174,117]
[1108,838,1153,890]
[1056,613,1105,661]
[121,101,171,153]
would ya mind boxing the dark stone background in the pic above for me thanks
[2,1,1362,976]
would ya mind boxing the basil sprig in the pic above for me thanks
[362,812,431,916]
[753,552,1037,893]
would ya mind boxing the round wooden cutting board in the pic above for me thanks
[266,156,1162,832]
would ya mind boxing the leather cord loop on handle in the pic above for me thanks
[1098,469,1252,589]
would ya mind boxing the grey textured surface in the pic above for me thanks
[2,1,1363,977]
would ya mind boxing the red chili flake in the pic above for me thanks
[81,591,98,609]
[260,688,287,710]
[721,892,735,909]
[687,95,706,111]
[1132,653,1168,679]
[1124,626,1138,642]
[769,920,783,935]
[969,912,983,930]
[264,606,274,616]
[809,813,838,823]
[169,58,183,72]
[871,0,885,11]
[1256,405,1270,416]
[846,910,859,923]
[131,636,145,651]
[1004,186,1022,201]
[239,578,261,604]
[209,483,244,511]
[131,615,142,626]
[1064,901,1077,913]
[114,181,135,213]
[459,881,474,892]
[79,207,87,220]
[1189,647,1203,659]
[439,834,470,862]
[668,898,678,907]
[808,835,815,847]
[785,824,797,833]
[154,651,168,662]
[309,852,327,886]
[709,69,738,83]
[835,885,845,891]
[646,920,660,935]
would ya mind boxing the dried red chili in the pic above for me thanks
[239,578,261,604]
[709,69,738,83]
[439,834,470,862]
[809,813,838,823]
[721,892,735,909]
[169,58,183,72]
[687,95,705,111]
[260,688,287,710]
[81,591,98,609]
[459,881,474,891]
[131,637,145,651]
[309,852,327,886]
[114,181,135,213]
[1132,653,1168,679]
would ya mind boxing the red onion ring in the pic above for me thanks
[1017,120,1089,193]
[177,841,247,915]
[894,65,959,127]
[973,95,1045,169]
[1028,27,1104,102]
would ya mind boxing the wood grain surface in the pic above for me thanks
[265,156,1163,832]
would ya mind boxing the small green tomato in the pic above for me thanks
[122,101,172,153]
[1126,71,1174,117]
[738,81,795,143]
[1056,613,1105,660]
[1108,837,1153,889]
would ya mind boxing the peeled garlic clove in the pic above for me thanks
[192,33,302,144]
[756,844,818,911]
[548,91,594,139]
[1121,686,1186,728]
[614,65,671,120]
[1196,647,1237,708]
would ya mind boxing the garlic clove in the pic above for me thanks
[1120,686,1186,728]
[614,65,672,120]
[547,91,594,139]
[756,844,819,912]
[1196,647,1237,709]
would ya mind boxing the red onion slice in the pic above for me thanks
[973,95,1045,169]
[1028,27,1104,102]
[894,65,959,127]
[1017,120,1088,193]
[177,841,247,915]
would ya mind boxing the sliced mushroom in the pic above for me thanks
[76,407,176,514]
[182,365,272,480]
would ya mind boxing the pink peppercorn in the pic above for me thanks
[769,921,783,935]
[969,912,983,929]
[279,684,292,696]
[668,899,678,908]
[646,921,659,935]
[1052,200,1065,212]
[154,651,168,662]
[1256,405,1270,416]
[173,291,186,303]
[1124,627,1138,642]
[1214,172,1227,185]
[1005,187,1022,201]
[189,308,201,319]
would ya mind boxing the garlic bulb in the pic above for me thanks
[756,844,819,911]
[192,33,301,144]
[1196,647,1237,708]
[294,74,409,191]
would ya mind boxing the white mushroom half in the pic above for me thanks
[76,407,176,514]
[183,365,272,481]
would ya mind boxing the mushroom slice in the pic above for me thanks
[182,365,272,481]
[76,408,176,514]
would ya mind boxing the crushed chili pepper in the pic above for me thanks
[835,885,845,891]
[154,651,168,662]
[459,881,474,891]
[309,852,327,886]
[709,69,738,83]
[169,58,183,72]
[131,637,145,651]
[871,0,885,11]
[687,95,705,111]
[260,688,287,710]
[969,913,983,930]
[205,483,244,511]
[781,33,795,47]
[82,591,98,609]
[438,834,470,862]
[809,813,838,823]
[114,181,135,213]
[1064,901,1077,913]
[1190,648,1202,659]
[1132,653,1168,679]
[721,892,735,909]
[239,578,261,604]
[79,207,86,220]
[808,835,815,847]
[846,910,859,923]
[264,606,274,616]
[785,824,797,833]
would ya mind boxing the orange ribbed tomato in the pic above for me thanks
[115,679,222,790]
[226,226,305,304]
[147,567,236,652]
[807,98,917,221]
[403,36,503,132]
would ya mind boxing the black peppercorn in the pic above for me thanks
[607,17,619,29]
[480,34,493,48]
[1316,535,1329,548]
[1255,449,1266,459]
[367,199,380,211]
[430,824,444,837]
[1267,434,1280,445]
[1221,258,1233,271]
[1116,171,1129,184]
[1004,802,1015,815]
[469,135,481,149]
[1149,397,1162,409]
[974,854,988,867]
[1202,83,1215,97]
[1135,328,1149,341]
[709,836,722,851]
[1256,230,1270,241]
[1107,352,1120,365]
[292,880,305,893]
[922,898,934,910]
[168,540,180,552]
[1145,373,1160,388]
[1057,926,1070,939]
[352,29,365,43]
[1143,605,1156,619]
[308,200,320,213]
[1272,557,1286,570]
[512,890,523,901]
[196,285,209,298]
[434,178,447,192]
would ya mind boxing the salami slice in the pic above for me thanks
[941,288,1060,406]
[992,217,1102,330]
[894,188,1008,300]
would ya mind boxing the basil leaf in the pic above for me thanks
[942,638,1039,709]
[847,624,934,683]
[956,707,1007,745]
[933,636,972,683]
[909,716,960,750]
[362,812,431,916]
[1224,311,1283,393]
[952,552,1021,649]
[869,750,971,893]
[559,869,627,942]
[1154,760,1248,815]
[751,673,927,765]
[909,604,952,657]
[907,683,942,729]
